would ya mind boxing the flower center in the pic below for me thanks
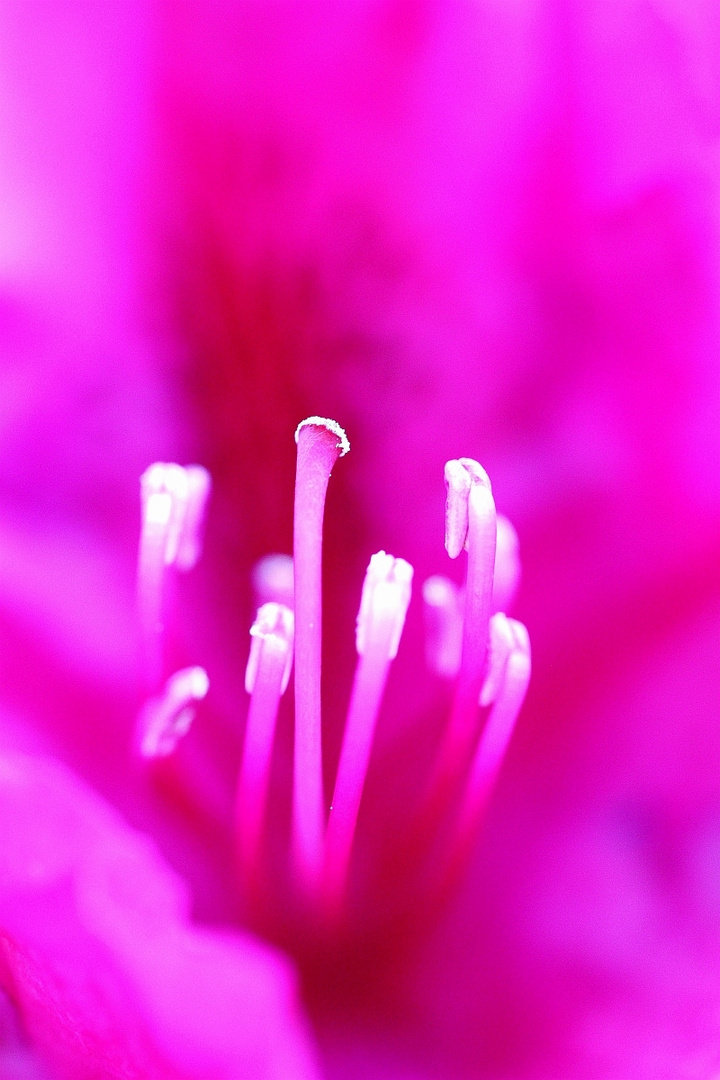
[135,419,530,964]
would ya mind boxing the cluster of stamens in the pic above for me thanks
[135,419,530,935]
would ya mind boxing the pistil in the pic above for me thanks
[322,553,413,915]
[292,418,350,892]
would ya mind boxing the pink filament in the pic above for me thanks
[323,554,412,914]
[427,481,497,813]
[446,621,530,880]
[292,419,348,891]
[237,630,291,886]
[322,640,392,913]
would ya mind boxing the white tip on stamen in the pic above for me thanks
[492,515,521,614]
[422,575,463,679]
[175,466,212,570]
[444,458,492,559]
[480,612,515,707]
[295,416,350,457]
[140,462,211,571]
[509,617,530,659]
[251,554,294,611]
[245,602,295,695]
[139,666,209,759]
[356,552,413,660]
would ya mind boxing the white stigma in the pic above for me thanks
[356,552,413,660]
[138,666,209,759]
[294,416,350,457]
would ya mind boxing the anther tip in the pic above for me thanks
[444,458,494,559]
[295,416,350,457]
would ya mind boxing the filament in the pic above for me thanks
[445,617,530,883]
[424,460,497,814]
[322,553,413,914]
[237,603,294,886]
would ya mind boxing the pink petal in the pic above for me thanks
[0,751,320,1080]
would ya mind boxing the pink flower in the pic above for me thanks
[1,2,719,1078]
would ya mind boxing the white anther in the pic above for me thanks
[245,602,295,695]
[356,552,413,660]
[444,458,492,559]
[175,466,212,570]
[480,612,515,707]
[140,463,211,570]
[422,575,463,679]
[251,554,294,611]
[139,666,209,759]
[508,618,531,661]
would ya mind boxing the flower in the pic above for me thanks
[1,1,720,1079]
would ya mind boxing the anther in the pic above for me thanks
[175,466,212,571]
[323,553,413,914]
[425,458,497,814]
[479,611,515,707]
[292,418,349,892]
[237,603,295,884]
[137,666,209,759]
[356,552,413,660]
[137,463,211,687]
[444,458,492,559]
[422,575,463,679]
[251,554,294,611]
[245,603,295,696]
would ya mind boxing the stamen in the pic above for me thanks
[175,465,212,571]
[292,417,349,891]
[479,611,515,708]
[323,553,413,913]
[137,666,209,759]
[423,513,521,682]
[445,617,530,880]
[137,462,211,686]
[427,459,497,807]
[422,575,463,679]
[237,603,294,884]
[251,553,294,611]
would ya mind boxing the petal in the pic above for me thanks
[0,751,320,1080]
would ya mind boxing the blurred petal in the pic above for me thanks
[0,749,320,1080]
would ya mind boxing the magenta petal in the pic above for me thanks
[0,751,320,1080]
